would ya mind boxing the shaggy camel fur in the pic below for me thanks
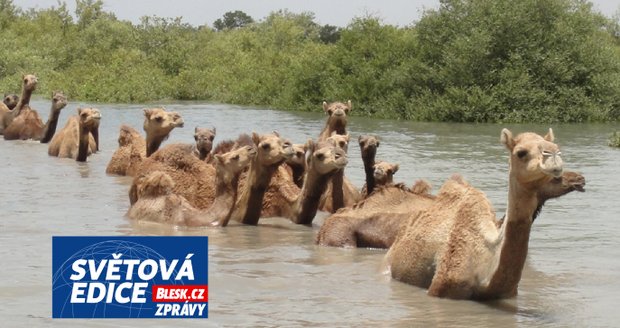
[105,108,184,176]
[128,134,254,208]
[1,75,37,135]
[4,91,67,141]
[127,145,257,225]
[48,108,101,161]
[385,128,584,300]
[219,132,294,226]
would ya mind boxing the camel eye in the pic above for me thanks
[328,110,333,115]
[316,153,325,160]
[232,155,240,160]
[155,116,163,122]
[516,150,528,159]
[339,141,345,148]
[261,143,271,150]
[209,135,215,141]
[194,135,198,141]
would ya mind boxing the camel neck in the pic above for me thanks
[39,106,63,143]
[209,167,241,227]
[14,86,34,117]
[362,149,376,195]
[482,177,537,298]
[330,170,345,212]
[236,159,280,225]
[145,136,164,157]
[293,169,334,224]
[76,124,91,162]
[290,163,305,188]
[198,148,209,161]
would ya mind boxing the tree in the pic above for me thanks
[213,10,253,31]
[319,24,341,44]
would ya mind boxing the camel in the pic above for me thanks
[192,127,216,161]
[358,135,380,196]
[126,144,257,225]
[105,108,184,176]
[128,133,254,208]
[217,132,294,226]
[284,143,307,188]
[317,168,585,249]
[318,100,351,141]
[385,128,584,300]
[3,91,67,141]
[3,94,18,110]
[1,74,38,137]
[48,107,101,162]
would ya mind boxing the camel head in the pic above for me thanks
[359,135,380,158]
[215,145,257,177]
[143,108,185,139]
[285,143,307,168]
[373,161,399,186]
[327,132,350,153]
[501,128,563,188]
[194,127,216,156]
[22,74,38,92]
[136,171,175,198]
[252,132,294,166]
[3,94,18,110]
[51,91,67,113]
[77,108,102,131]
[323,100,351,129]
[306,139,348,176]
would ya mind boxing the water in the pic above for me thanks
[1,100,619,327]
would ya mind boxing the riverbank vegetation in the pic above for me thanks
[1,0,619,122]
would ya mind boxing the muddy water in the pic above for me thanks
[0,100,619,327]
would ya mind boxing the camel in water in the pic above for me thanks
[385,128,585,300]
[48,107,101,162]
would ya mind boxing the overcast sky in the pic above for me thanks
[14,0,620,27]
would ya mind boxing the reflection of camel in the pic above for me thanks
[4,91,68,141]
[220,133,294,226]
[105,108,184,176]
[1,75,37,135]
[127,145,257,225]
[386,129,585,300]
[48,108,101,162]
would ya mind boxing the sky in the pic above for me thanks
[14,0,620,27]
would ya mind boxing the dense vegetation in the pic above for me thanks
[1,0,619,122]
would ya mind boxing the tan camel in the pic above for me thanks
[284,143,307,188]
[4,91,67,141]
[1,74,37,134]
[318,132,362,212]
[385,128,583,300]
[105,108,184,176]
[126,144,257,225]
[48,108,101,162]
[217,132,294,226]
[192,127,216,160]
[128,133,254,208]
[3,94,18,110]
[318,100,351,141]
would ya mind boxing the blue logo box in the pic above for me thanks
[52,236,208,318]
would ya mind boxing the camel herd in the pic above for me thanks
[1,74,587,301]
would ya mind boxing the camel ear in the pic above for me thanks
[194,126,199,133]
[306,139,316,155]
[212,127,216,135]
[392,163,400,173]
[347,100,352,110]
[143,108,153,118]
[323,101,328,112]
[544,128,554,142]
[501,128,515,151]
[358,135,363,142]
[344,133,350,142]
[272,130,280,137]
[252,132,260,146]
[215,154,225,164]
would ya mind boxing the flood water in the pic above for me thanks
[1,99,619,327]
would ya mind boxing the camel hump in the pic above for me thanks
[138,171,175,197]
[411,179,433,195]
[449,173,467,185]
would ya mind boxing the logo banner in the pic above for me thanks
[52,236,208,318]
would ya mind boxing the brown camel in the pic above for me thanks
[218,132,294,226]
[48,108,101,161]
[127,144,257,225]
[318,100,351,141]
[105,108,184,176]
[192,127,216,160]
[358,135,380,196]
[385,128,584,300]
[4,91,67,141]
[318,132,361,213]
[128,133,254,208]
[3,94,18,110]
[1,74,37,135]
[284,143,307,188]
